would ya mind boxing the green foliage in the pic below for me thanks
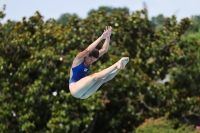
[56,13,80,26]
[169,25,200,123]
[183,29,200,43]
[136,117,199,133]
[0,5,6,19]
[87,6,130,17]
[0,5,199,133]
[185,15,200,35]
[151,14,165,30]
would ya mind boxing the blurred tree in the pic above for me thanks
[0,4,199,133]
[56,13,80,26]
[87,6,130,17]
[151,14,165,30]
[185,15,200,35]
[0,4,6,21]
[136,117,199,133]
[169,27,200,125]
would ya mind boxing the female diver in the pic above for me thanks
[69,26,129,99]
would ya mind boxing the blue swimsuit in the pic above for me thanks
[69,62,90,84]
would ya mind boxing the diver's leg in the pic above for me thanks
[69,57,129,98]
[79,69,121,99]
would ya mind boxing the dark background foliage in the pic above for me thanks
[0,5,200,133]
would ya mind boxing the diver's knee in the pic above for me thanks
[69,89,82,98]
[90,73,101,81]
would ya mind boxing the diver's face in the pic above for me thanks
[84,56,98,65]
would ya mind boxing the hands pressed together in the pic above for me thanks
[101,26,112,39]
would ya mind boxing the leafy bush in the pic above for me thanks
[136,117,199,133]
[0,5,199,133]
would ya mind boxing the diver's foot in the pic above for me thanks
[117,57,129,69]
